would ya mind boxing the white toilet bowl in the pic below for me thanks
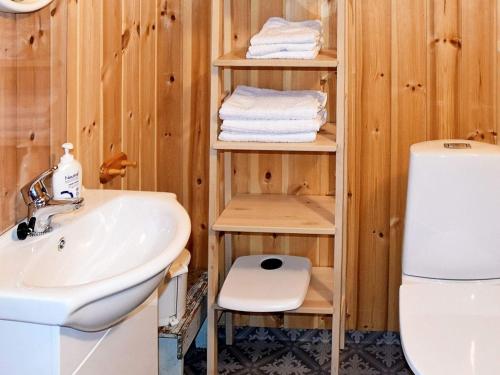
[400,140,500,375]
[400,276,500,375]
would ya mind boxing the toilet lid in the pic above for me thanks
[400,282,500,375]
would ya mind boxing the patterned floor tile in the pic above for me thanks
[184,328,414,375]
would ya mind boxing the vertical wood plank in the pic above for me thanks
[140,0,158,191]
[181,0,193,206]
[77,0,102,188]
[427,0,460,139]
[0,13,18,232]
[66,0,79,150]
[49,0,68,166]
[16,9,51,220]
[122,0,140,190]
[459,0,496,143]
[157,0,183,196]
[102,0,123,190]
[189,0,211,269]
[388,0,427,331]
[356,0,392,331]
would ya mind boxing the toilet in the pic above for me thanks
[400,140,500,375]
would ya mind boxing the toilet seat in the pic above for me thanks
[400,280,500,375]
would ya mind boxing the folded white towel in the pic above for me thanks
[250,17,322,46]
[221,111,327,134]
[247,46,320,60]
[248,41,319,57]
[219,86,327,121]
[219,131,317,143]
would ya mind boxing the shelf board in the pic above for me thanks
[214,123,337,152]
[214,49,338,68]
[213,194,335,235]
[290,267,333,314]
[213,267,334,315]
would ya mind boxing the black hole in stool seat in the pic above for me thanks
[261,258,283,270]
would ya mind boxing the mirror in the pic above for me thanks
[0,0,55,13]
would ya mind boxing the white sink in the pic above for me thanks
[0,189,191,331]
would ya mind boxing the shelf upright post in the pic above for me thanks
[332,0,347,372]
[207,0,223,373]
[221,0,235,347]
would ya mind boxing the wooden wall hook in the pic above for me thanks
[100,152,137,184]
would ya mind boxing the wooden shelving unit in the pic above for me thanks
[208,1,347,374]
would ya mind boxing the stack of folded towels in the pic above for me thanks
[246,17,322,60]
[218,85,327,143]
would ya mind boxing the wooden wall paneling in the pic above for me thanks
[77,0,102,189]
[189,0,211,269]
[49,0,68,167]
[0,13,17,232]
[356,0,392,331]
[139,0,159,192]
[66,0,79,151]
[122,1,140,190]
[181,0,193,206]
[388,0,427,331]
[16,9,51,220]
[459,1,496,142]
[102,0,123,190]
[157,0,183,197]
[427,0,460,139]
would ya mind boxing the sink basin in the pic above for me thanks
[0,189,191,331]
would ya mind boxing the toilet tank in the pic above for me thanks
[403,140,500,280]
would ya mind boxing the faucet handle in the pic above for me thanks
[21,166,58,206]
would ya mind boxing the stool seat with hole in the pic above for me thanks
[217,255,311,312]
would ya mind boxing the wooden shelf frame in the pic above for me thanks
[207,0,348,374]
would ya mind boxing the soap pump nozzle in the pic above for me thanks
[60,143,75,163]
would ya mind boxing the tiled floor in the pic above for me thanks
[185,327,414,374]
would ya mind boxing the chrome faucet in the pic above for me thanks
[17,166,84,239]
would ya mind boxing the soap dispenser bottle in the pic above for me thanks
[53,143,82,199]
